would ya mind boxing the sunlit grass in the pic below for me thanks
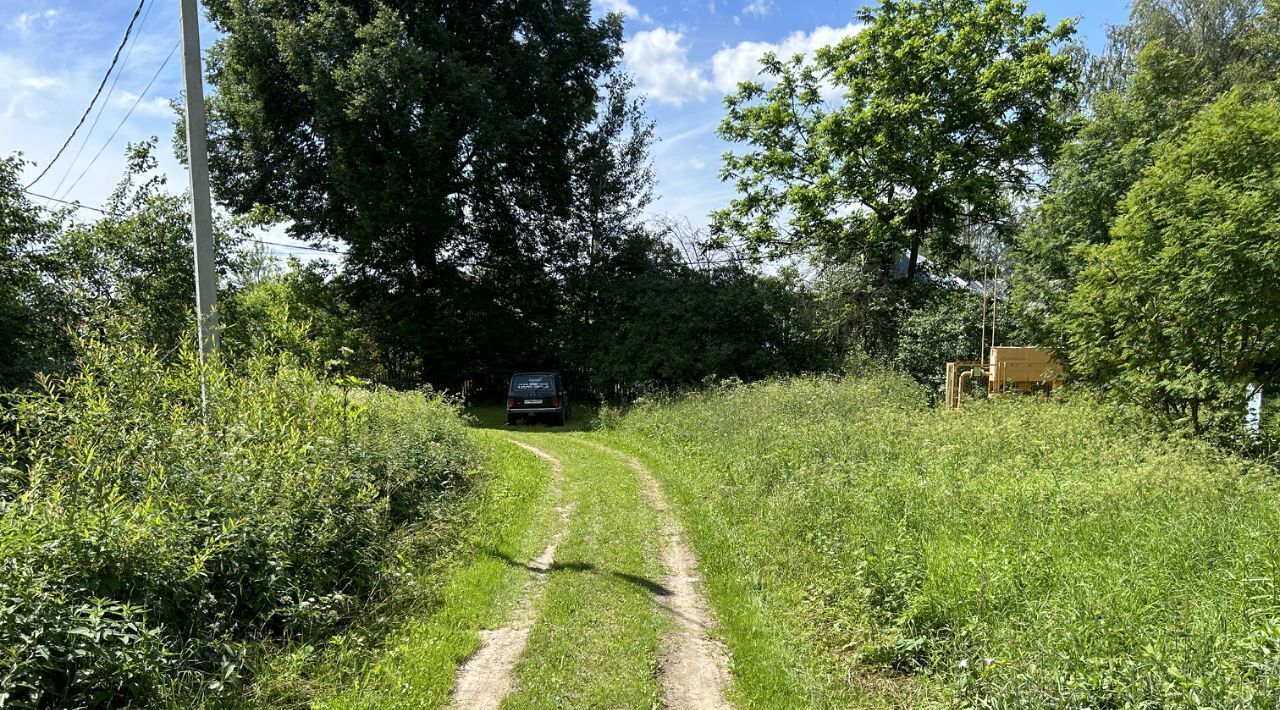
[606,375,1280,707]
[287,433,558,708]
[505,436,664,709]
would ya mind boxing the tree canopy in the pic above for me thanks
[1013,0,1280,348]
[202,0,634,386]
[714,0,1078,281]
[1063,87,1280,434]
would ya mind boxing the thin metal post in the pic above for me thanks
[978,261,988,365]
[991,261,999,353]
[180,0,219,405]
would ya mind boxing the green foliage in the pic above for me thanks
[1013,0,1280,350]
[273,434,556,708]
[0,337,478,706]
[1,141,248,386]
[221,264,385,378]
[202,0,645,389]
[0,156,66,388]
[715,0,1078,279]
[611,376,1280,707]
[44,141,244,354]
[891,287,992,395]
[1014,44,1230,347]
[559,233,832,399]
[1063,87,1280,434]
[1086,0,1278,100]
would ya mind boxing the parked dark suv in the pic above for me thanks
[507,372,570,425]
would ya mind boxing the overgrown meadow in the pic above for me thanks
[0,339,479,707]
[611,376,1280,707]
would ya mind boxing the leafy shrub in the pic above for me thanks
[614,376,1280,706]
[0,339,478,707]
[890,287,984,396]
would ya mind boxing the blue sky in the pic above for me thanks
[1,0,1129,256]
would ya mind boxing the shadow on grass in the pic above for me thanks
[465,404,600,433]
[482,548,672,597]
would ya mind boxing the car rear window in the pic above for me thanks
[511,374,554,395]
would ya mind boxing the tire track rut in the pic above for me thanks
[594,444,734,710]
[451,440,573,710]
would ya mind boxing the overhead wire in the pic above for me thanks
[59,39,181,199]
[49,0,155,200]
[15,192,756,266]
[250,239,346,255]
[21,198,745,266]
[21,189,347,255]
[24,0,149,189]
[22,189,112,213]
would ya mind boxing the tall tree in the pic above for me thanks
[1087,0,1272,99]
[202,0,625,385]
[1063,87,1280,434]
[1013,0,1279,349]
[714,0,1078,282]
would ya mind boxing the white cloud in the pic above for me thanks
[742,0,771,17]
[0,55,63,93]
[17,75,61,90]
[115,92,173,118]
[711,23,862,94]
[1,92,32,121]
[626,28,711,106]
[11,9,57,33]
[687,157,706,170]
[597,0,651,23]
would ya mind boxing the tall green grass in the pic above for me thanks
[610,375,1280,707]
[0,340,479,707]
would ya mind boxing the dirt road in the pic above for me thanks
[448,434,733,709]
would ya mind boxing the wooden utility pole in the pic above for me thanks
[179,0,219,403]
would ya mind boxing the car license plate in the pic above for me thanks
[525,399,543,405]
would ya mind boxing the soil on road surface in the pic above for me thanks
[447,435,734,709]
[594,444,734,710]
[451,442,572,710]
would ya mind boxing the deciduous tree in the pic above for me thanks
[714,0,1078,282]
[1012,0,1280,349]
[202,0,627,385]
[1064,87,1280,434]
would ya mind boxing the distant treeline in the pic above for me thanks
[5,0,1279,441]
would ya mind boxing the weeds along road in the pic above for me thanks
[321,415,735,710]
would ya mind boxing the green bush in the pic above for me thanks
[0,339,478,707]
[614,376,1280,707]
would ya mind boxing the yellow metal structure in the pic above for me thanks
[945,347,1063,408]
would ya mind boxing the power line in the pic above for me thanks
[20,190,744,267]
[20,190,347,256]
[24,0,149,189]
[251,239,346,254]
[59,39,181,199]
[22,189,113,214]
[50,0,155,200]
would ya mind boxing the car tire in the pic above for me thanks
[506,413,517,426]
[555,410,566,426]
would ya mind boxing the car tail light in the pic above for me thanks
[507,397,515,407]
[551,396,559,407]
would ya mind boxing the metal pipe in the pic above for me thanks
[979,262,988,365]
[991,261,999,356]
[958,369,974,407]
